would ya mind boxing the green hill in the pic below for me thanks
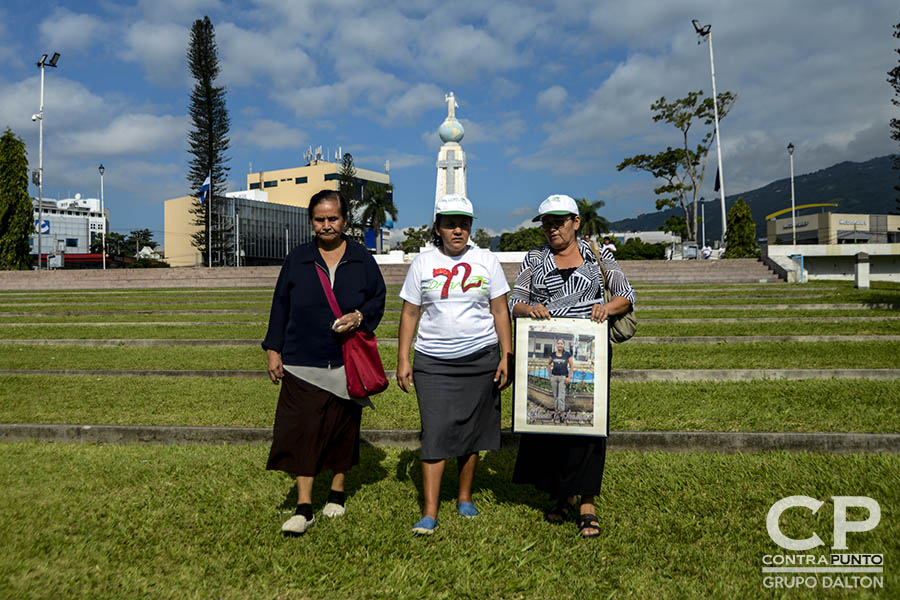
[609,155,898,241]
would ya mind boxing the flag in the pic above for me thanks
[714,167,720,192]
[198,175,211,205]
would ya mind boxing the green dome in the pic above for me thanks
[438,118,464,143]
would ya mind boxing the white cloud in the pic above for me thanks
[39,8,106,53]
[123,21,190,86]
[59,114,188,156]
[216,22,317,89]
[537,85,568,113]
[384,83,445,123]
[240,119,305,150]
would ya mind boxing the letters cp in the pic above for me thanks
[766,496,881,551]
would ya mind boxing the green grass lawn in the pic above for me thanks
[1,318,898,340]
[1,341,898,371]
[1,375,897,433]
[0,443,896,599]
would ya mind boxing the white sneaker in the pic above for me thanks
[322,502,346,518]
[282,514,315,536]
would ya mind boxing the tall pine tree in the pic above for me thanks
[889,18,900,213]
[0,129,33,270]
[187,16,231,265]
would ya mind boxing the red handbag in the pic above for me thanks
[316,266,389,398]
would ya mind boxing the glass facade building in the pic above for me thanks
[217,195,312,266]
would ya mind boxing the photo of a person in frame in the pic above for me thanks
[548,338,573,422]
[524,330,595,428]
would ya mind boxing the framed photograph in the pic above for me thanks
[512,316,609,437]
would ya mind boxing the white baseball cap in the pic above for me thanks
[532,194,578,222]
[434,194,475,218]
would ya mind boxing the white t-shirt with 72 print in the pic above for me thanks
[400,246,510,359]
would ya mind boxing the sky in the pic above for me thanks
[0,0,897,245]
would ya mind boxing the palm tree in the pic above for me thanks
[360,183,397,254]
[576,197,609,237]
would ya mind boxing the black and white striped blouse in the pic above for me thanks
[508,239,636,318]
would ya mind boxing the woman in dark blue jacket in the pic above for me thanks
[262,190,386,536]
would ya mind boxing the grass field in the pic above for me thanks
[1,277,897,598]
[1,340,899,371]
[0,443,896,599]
[1,375,897,433]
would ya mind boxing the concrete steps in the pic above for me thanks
[0,259,781,290]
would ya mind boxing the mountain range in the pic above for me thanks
[608,155,898,242]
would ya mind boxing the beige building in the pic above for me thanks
[164,156,391,267]
[766,211,900,245]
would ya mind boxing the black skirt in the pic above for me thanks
[266,372,363,476]
[512,342,611,497]
[413,344,502,461]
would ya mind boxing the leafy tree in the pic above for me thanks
[126,229,155,256]
[401,225,430,253]
[576,197,609,236]
[659,215,688,240]
[722,197,758,258]
[0,129,32,269]
[615,237,666,260]
[360,182,397,254]
[889,19,900,212]
[98,231,128,256]
[498,227,546,251]
[472,228,493,249]
[186,16,231,266]
[617,90,736,241]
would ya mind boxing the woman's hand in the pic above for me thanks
[396,356,413,393]
[332,310,363,334]
[524,303,552,319]
[266,349,284,384]
[590,303,611,323]
[493,353,512,391]
[592,297,632,322]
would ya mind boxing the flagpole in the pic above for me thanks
[207,170,212,268]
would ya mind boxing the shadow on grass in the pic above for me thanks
[276,442,390,510]
[393,447,548,516]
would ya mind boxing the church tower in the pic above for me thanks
[435,92,467,206]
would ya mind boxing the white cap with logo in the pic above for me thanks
[434,194,475,218]
[532,194,578,222]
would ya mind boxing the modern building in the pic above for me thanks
[163,150,391,267]
[246,147,390,208]
[30,194,106,257]
[766,211,900,245]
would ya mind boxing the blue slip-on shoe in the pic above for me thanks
[412,516,438,535]
[457,502,479,517]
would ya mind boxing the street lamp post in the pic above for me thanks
[33,52,60,270]
[98,164,106,269]
[787,143,796,245]
[692,21,726,247]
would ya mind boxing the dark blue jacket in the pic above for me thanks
[261,236,386,367]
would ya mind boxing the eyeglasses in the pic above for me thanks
[540,216,572,230]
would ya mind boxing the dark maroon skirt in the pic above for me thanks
[266,372,363,476]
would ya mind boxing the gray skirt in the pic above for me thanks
[412,344,501,461]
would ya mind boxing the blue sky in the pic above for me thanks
[0,0,897,244]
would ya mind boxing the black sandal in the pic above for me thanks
[577,513,601,538]
[544,497,577,524]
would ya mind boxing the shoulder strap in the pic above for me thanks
[315,265,343,319]
[589,241,609,291]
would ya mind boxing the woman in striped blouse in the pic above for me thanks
[508,194,635,539]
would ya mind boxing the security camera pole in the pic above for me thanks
[34,52,60,270]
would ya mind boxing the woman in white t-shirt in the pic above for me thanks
[397,194,513,535]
